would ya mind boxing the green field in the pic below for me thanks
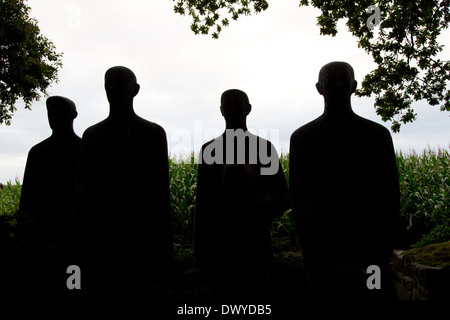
[1,147,449,249]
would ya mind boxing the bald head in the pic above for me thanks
[318,62,355,83]
[105,66,137,85]
[316,61,357,102]
[221,89,250,106]
[220,89,251,130]
[105,66,140,104]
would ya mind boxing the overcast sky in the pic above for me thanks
[1,0,449,183]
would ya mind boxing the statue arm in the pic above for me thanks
[381,132,401,249]
[152,125,173,259]
[264,157,291,222]
[193,145,215,270]
[18,147,39,225]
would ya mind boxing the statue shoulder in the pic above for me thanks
[134,116,167,138]
[291,116,324,141]
[355,115,392,140]
[27,137,53,156]
[82,119,108,140]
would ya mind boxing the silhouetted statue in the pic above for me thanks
[69,66,173,301]
[15,96,81,297]
[289,62,400,301]
[194,89,290,303]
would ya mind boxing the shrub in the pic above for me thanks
[0,179,21,226]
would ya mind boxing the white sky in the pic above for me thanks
[1,0,449,183]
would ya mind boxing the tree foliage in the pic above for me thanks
[173,0,268,39]
[172,0,450,132]
[0,0,62,125]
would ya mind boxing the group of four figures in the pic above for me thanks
[12,62,399,303]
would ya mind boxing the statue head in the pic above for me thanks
[316,62,357,105]
[104,66,140,105]
[220,89,251,129]
[46,96,77,134]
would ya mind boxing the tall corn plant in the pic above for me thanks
[169,154,197,244]
[397,147,450,247]
[279,152,289,185]
[270,153,299,248]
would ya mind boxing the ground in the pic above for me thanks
[402,241,450,269]
[164,236,307,304]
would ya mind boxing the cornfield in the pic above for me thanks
[396,147,450,247]
[1,147,449,249]
[169,154,197,244]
